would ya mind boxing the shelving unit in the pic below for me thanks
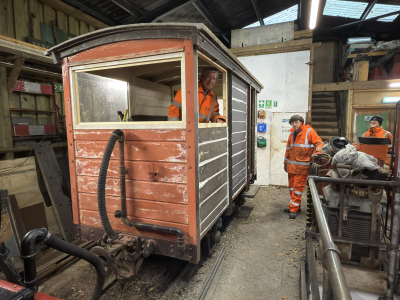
[10,80,60,144]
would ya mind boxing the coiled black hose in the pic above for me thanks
[97,130,122,242]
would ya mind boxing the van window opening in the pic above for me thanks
[71,53,185,129]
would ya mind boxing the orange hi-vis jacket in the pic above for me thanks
[362,126,393,149]
[284,124,324,175]
[168,82,226,123]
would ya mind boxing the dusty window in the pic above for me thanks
[77,73,128,123]
[70,52,185,129]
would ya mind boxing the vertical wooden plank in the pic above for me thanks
[89,25,95,32]
[13,0,29,41]
[0,0,15,38]
[68,16,79,36]
[9,93,22,118]
[353,61,369,82]
[0,67,13,150]
[43,4,56,25]
[346,90,354,141]
[36,95,50,125]
[21,93,37,125]
[184,40,199,263]
[29,0,43,40]
[56,10,68,32]
[62,59,79,224]
[306,46,314,124]
[79,21,88,35]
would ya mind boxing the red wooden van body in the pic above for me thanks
[46,23,262,265]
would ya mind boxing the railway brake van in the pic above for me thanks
[46,23,262,276]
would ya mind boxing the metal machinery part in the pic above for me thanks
[91,235,158,281]
[321,165,384,265]
[321,137,352,155]
[308,178,352,300]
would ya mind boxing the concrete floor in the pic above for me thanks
[40,186,306,299]
[169,186,306,300]
[211,186,306,300]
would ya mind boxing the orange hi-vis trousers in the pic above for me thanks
[288,173,308,213]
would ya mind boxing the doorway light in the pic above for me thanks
[389,83,400,88]
[383,97,400,103]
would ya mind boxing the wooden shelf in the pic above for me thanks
[347,51,389,59]
[10,108,55,113]
[12,135,58,140]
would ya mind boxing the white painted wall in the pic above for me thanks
[130,78,172,116]
[239,50,310,186]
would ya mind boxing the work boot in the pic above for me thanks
[284,208,301,213]
[289,212,297,220]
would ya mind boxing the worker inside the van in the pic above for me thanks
[168,67,226,123]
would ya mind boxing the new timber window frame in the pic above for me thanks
[69,52,186,130]
[198,52,228,128]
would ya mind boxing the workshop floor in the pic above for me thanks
[40,186,306,300]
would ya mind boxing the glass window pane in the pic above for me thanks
[323,0,368,19]
[366,3,400,22]
[77,72,128,123]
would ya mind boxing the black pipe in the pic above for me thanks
[333,10,400,29]
[9,288,36,300]
[309,175,400,188]
[110,130,185,250]
[122,219,185,248]
[107,130,186,249]
[20,228,105,300]
[44,235,105,300]
[97,130,121,242]
[20,228,48,291]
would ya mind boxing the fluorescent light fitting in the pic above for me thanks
[309,0,320,29]
[389,82,400,88]
[383,97,400,103]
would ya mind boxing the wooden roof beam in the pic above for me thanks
[355,0,378,32]
[192,1,229,44]
[111,0,145,17]
[124,0,191,23]
[250,0,265,26]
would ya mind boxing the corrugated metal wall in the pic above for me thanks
[231,75,248,197]
[198,127,229,238]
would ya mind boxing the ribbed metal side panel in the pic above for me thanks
[327,210,381,262]
[231,75,248,197]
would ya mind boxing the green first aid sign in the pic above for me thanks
[258,100,265,109]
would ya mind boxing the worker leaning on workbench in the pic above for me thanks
[284,115,324,220]
[362,115,393,151]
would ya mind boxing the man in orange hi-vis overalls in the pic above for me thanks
[284,115,324,219]
[168,67,226,123]
[362,115,393,152]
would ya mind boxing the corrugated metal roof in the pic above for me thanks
[366,3,400,22]
[154,3,218,31]
[323,0,368,19]
[60,0,398,43]
[244,5,298,28]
